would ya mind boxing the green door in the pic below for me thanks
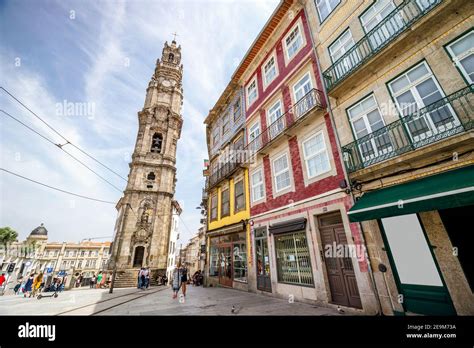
[380,214,456,315]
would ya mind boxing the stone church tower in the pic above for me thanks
[110,40,183,286]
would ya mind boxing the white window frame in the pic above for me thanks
[272,153,291,193]
[222,113,230,135]
[347,94,390,161]
[360,0,397,34]
[316,0,341,23]
[248,120,260,142]
[387,61,459,141]
[267,99,285,140]
[212,126,220,147]
[302,130,331,179]
[262,53,278,88]
[446,30,474,84]
[251,168,265,203]
[292,72,313,103]
[246,77,258,107]
[284,22,304,62]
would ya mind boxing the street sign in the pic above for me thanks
[45,268,53,274]
[58,271,67,276]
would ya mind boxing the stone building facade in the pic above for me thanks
[302,0,473,315]
[0,224,111,293]
[110,40,184,286]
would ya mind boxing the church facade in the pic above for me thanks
[109,40,183,286]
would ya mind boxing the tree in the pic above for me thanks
[0,227,18,251]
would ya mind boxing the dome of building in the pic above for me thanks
[30,223,48,236]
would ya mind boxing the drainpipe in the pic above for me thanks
[301,2,383,315]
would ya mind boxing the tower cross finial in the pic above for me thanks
[172,32,178,42]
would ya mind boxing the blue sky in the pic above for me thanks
[0,0,278,244]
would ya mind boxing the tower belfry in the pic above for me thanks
[110,41,183,285]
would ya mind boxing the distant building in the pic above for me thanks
[0,223,111,293]
[166,200,182,280]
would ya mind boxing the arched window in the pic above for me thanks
[151,133,163,153]
[168,53,174,62]
[147,172,156,180]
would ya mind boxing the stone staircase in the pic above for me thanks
[113,269,139,288]
[113,268,165,288]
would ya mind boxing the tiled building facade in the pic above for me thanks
[204,0,473,316]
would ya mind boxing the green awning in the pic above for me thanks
[348,165,474,222]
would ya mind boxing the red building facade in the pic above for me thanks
[237,1,377,313]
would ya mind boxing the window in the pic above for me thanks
[285,24,303,60]
[267,100,284,140]
[233,242,247,282]
[360,0,402,50]
[251,169,265,202]
[315,0,341,22]
[272,153,291,192]
[388,61,458,140]
[233,136,244,151]
[209,240,219,277]
[348,94,391,160]
[210,193,218,221]
[234,179,245,212]
[328,29,359,78]
[221,188,230,217]
[446,30,474,84]
[151,133,163,153]
[263,56,277,86]
[222,113,230,135]
[248,121,261,153]
[275,231,314,286]
[212,126,220,146]
[293,72,313,102]
[247,78,258,106]
[233,98,241,122]
[302,131,330,178]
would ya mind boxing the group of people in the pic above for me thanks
[171,265,188,299]
[10,272,65,297]
[137,267,151,290]
[89,271,111,289]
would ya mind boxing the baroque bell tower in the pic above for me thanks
[110,40,183,284]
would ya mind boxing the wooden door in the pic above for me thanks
[319,213,362,308]
[218,245,232,287]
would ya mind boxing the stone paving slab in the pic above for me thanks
[97,285,342,316]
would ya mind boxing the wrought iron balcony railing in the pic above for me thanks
[208,144,245,188]
[342,85,474,173]
[323,0,442,91]
[244,88,325,158]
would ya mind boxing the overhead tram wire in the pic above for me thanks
[0,109,123,193]
[0,168,116,205]
[0,86,128,182]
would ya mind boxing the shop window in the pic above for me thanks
[275,231,314,286]
[209,243,219,277]
[233,242,247,282]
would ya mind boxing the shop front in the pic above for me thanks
[207,222,249,291]
[349,165,474,315]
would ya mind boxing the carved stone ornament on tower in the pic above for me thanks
[109,40,183,286]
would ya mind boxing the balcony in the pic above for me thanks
[244,88,325,158]
[208,144,244,189]
[323,0,442,92]
[342,85,474,174]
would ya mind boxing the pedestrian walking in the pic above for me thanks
[171,266,181,299]
[32,272,43,297]
[96,272,103,289]
[0,273,5,288]
[181,267,188,297]
[75,273,83,288]
[24,274,34,298]
[140,268,146,290]
[144,268,150,289]
[90,273,96,289]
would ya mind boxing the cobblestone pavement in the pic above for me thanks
[0,285,342,316]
